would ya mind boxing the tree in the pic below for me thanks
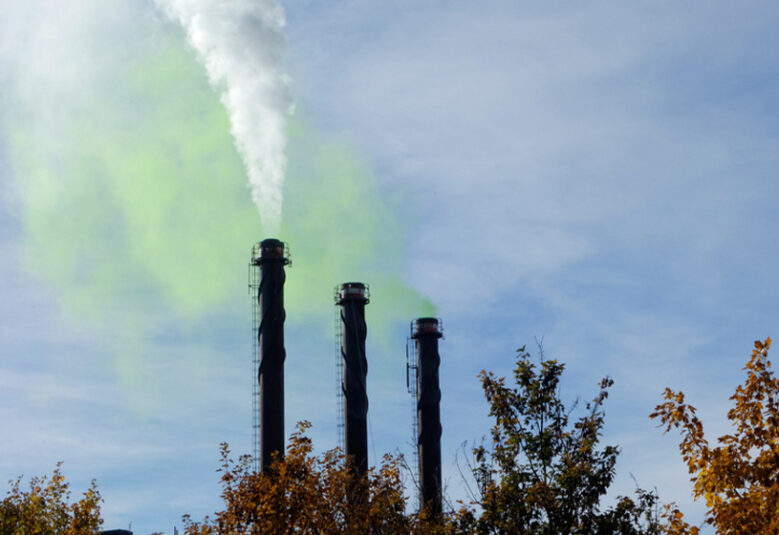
[185,347,666,535]
[651,337,779,535]
[183,421,442,535]
[453,345,660,535]
[0,463,103,534]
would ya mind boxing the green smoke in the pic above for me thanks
[3,19,434,385]
[282,116,437,343]
[8,32,256,322]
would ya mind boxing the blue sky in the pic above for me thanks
[1,1,778,532]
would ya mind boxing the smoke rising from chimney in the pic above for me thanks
[2,3,436,398]
[155,0,293,235]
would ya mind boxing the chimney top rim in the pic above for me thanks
[251,238,291,265]
[411,317,443,338]
[335,282,370,304]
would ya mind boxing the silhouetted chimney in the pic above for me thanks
[412,317,443,516]
[253,238,290,471]
[335,282,370,476]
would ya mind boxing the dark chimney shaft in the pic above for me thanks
[335,282,370,476]
[254,238,290,471]
[413,317,443,516]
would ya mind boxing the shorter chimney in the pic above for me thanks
[412,317,443,516]
[335,282,370,476]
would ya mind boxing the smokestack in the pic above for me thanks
[335,282,370,476]
[412,317,443,516]
[252,238,290,471]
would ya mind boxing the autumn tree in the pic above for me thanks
[0,463,103,535]
[651,337,779,535]
[453,346,660,535]
[183,421,443,535]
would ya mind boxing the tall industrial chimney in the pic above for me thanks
[412,317,443,516]
[252,238,290,471]
[335,282,370,476]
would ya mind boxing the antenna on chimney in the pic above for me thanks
[334,297,345,452]
[406,333,420,509]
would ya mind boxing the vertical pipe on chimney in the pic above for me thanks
[413,317,443,516]
[254,238,290,472]
[335,282,370,476]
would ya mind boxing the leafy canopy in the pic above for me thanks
[182,421,445,535]
[651,337,779,535]
[0,463,102,535]
[453,346,660,535]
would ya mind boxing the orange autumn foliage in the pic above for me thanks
[183,421,445,535]
[0,463,103,534]
[651,338,779,534]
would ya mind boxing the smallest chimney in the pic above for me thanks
[412,317,443,516]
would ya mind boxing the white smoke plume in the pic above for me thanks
[155,0,293,235]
